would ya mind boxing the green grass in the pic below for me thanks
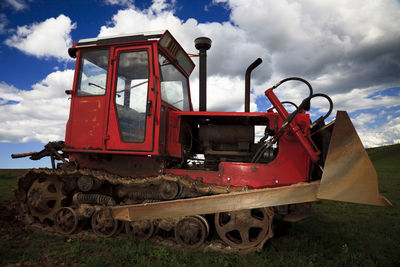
[0,175,18,199]
[0,144,399,266]
[0,169,27,200]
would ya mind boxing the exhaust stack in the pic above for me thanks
[245,58,262,112]
[195,37,212,112]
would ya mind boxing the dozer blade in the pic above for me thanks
[317,111,391,206]
[112,181,321,222]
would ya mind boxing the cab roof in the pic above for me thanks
[75,30,165,47]
[72,30,195,75]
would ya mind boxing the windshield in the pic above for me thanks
[159,53,191,111]
[114,50,149,143]
[76,49,109,96]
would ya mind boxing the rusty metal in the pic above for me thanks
[69,153,164,178]
[11,152,37,159]
[26,177,65,223]
[20,168,248,194]
[156,217,180,232]
[117,181,179,201]
[215,208,273,249]
[73,192,115,206]
[75,204,96,219]
[77,176,101,192]
[12,141,67,169]
[174,216,208,248]
[318,111,392,206]
[159,181,179,200]
[54,207,79,234]
[91,209,119,238]
[10,29,392,253]
[245,58,262,112]
[118,189,161,201]
[193,215,210,237]
[112,181,320,222]
[11,141,66,160]
[125,220,155,241]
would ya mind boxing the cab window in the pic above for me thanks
[115,50,149,143]
[76,49,109,96]
[159,53,190,111]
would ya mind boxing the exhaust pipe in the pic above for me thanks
[245,58,262,112]
[195,37,212,112]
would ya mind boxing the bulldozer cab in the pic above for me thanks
[61,30,390,209]
[64,31,194,155]
[12,29,391,250]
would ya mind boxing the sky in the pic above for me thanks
[0,0,399,168]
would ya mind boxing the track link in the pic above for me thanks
[14,168,274,252]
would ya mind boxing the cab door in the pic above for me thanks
[106,46,155,152]
[66,48,111,150]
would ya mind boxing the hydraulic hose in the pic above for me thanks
[263,78,321,163]
[259,77,334,163]
[308,93,333,128]
[272,77,313,99]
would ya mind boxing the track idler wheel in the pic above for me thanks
[125,220,155,241]
[91,209,119,237]
[174,215,209,248]
[159,181,179,200]
[215,208,273,249]
[54,207,79,234]
[26,177,65,224]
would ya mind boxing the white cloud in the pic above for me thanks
[190,76,258,112]
[331,87,400,112]
[98,0,271,112]
[270,82,400,117]
[104,0,134,8]
[2,0,400,148]
[0,82,23,104]
[225,0,400,90]
[0,70,73,143]
[355,115,400,148]
[3,0,28,11]
[352,113,377,128]
[98,0,400,104]
[5,15,77,61]
[151,0,176,13]
[94,0,400,147]
[98,6,271,82]
[0,14,7,34]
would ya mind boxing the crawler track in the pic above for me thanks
[14,168,274,252]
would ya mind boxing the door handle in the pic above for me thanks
[146,100,152,116]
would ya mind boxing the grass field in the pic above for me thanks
[0,144,399,266]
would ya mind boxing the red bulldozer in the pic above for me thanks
[12,30,390,251]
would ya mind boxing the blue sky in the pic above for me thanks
[0,0,399,168]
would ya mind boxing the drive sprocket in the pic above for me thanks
[26,176,65,224]
[215,208,273,249]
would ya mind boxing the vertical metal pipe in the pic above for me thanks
[198,49,207,112]
[245,58,262,112]
[195,37,212,112]
[124,80,131,108]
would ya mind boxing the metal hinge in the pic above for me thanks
[104,135,110,144]
[110,54,117,64]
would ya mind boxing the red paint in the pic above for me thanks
[65,48,111,151]
[64,30,319,191]
[165,121,310,189]
[265,88,320,163]
[105,45,156,152]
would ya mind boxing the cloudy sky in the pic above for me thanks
[1,0,399,168]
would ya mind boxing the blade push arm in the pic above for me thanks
[264,78,321,163]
